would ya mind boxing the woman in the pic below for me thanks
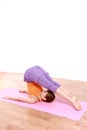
[4,65,81,110]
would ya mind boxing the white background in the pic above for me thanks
[0,0,87,81]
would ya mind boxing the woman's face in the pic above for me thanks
[41,90,48,100]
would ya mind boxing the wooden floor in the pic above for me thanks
[0,72,87,130]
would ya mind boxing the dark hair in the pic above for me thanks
[43,90,55,103]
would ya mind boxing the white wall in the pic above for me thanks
[0,0,87,81]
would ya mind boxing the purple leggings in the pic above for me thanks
[24,65,60,93]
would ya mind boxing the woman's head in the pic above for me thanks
[41,90,55,103]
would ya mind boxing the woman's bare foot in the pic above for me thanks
[71,96,82,110]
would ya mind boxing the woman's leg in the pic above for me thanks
[45,73,60,87]
[36,66,60,92]
[56,87,81,110]
[37,74,59,92]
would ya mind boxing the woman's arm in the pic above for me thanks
[3,95,39,104]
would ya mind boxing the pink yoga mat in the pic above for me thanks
[0,88,87,121]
